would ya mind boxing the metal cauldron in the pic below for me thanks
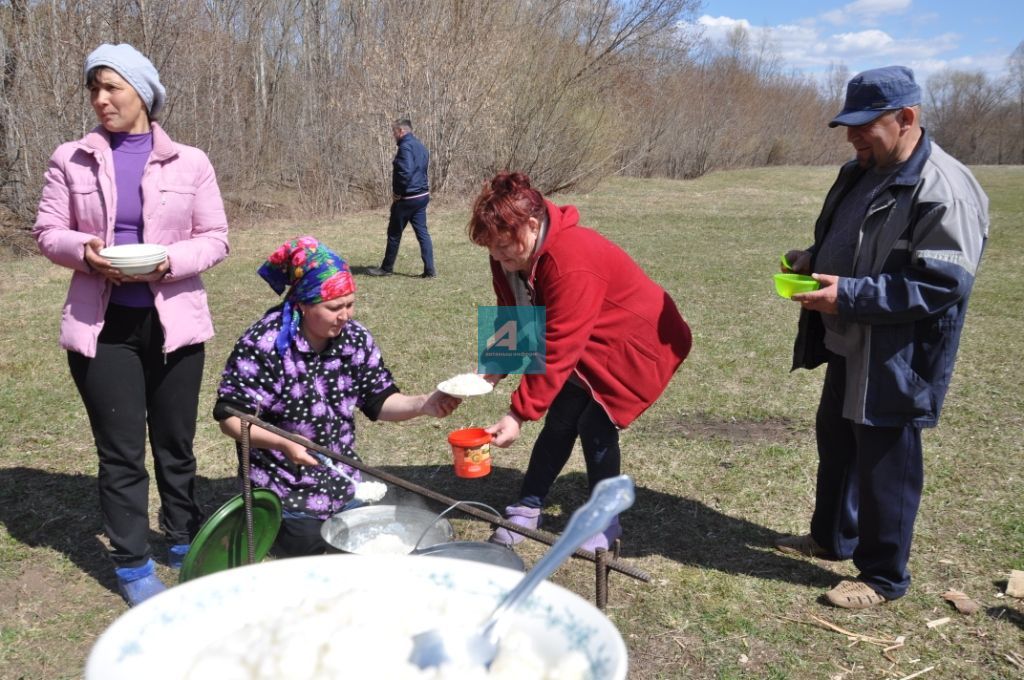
[413,540,525,571]
[321,505,454,555]
[410,500,526,571]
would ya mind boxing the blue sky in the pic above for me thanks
[691,0,1022,84]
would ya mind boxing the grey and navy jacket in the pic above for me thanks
[792,131,989,427]
[392,133,429,198]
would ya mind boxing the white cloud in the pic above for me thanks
[687,8,1010,87]
[831,29,895,53]
[829,30,960,61]
[696,15,821,61]
[698,15,751,31]
[846,0,912,14]
[822,0,912,26]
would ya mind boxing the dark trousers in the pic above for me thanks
[810,357,923,599]
[68,305,204,568]
[273,515,330,557]
[381,195,434,275]
[518,381,621,508]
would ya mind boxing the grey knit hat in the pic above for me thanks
[84,43,166,116]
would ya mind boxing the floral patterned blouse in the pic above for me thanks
[215,306,398,520]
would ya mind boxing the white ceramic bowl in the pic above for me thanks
[112,261,164,275]
[86,555,627,679]
[99,243,167,260]
[99,244,167,275]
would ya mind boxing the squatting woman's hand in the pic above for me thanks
[282,442,320,466]
[420,390,461,418]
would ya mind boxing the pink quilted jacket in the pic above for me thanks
[33,123,229,357]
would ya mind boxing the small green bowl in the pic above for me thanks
[774,273,819,299]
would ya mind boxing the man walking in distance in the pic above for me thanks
[367,119,436,278]
[775,66,989,609]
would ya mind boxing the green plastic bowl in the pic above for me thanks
[774,273,820,299]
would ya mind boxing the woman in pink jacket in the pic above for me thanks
[33,44,228,606]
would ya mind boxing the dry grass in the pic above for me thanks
[1,167,1022,679]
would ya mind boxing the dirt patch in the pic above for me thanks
[629,630,705,676]
[0,559,121,679]
[665,414,808,443]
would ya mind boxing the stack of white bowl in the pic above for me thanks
[99,244,168,275]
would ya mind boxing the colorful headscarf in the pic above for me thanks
[258,236,357,355]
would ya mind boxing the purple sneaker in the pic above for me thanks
[489,505,541,546]
[580,515,622,552]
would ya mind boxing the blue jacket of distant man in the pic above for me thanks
[792,130,989,428]
[392,132,429,198]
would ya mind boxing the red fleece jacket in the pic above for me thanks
[491,201,692,427]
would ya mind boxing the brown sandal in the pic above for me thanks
[825,580,886,609]
[774,534,829,558]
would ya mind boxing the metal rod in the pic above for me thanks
[239,419,256,565]
[595,547,610,611]
[224,407,650,583]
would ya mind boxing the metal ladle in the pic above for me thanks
[408,474,635,670]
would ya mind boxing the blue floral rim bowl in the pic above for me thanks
[86,554,628,679]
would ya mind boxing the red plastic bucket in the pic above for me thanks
[448,428,492,478]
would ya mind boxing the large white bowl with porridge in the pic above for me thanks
[85,554,627,679]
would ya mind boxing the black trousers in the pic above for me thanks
[518,381,621,508]
[273,515,330,557]
[810,357,923,599]
[68,304,204,568]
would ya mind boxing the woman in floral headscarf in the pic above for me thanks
[214,236,460,556]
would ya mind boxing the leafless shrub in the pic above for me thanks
[927,68,1019,165]
[5,0,1013,235]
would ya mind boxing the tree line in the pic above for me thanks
[1,1,1021,233]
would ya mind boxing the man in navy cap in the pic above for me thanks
[774,66,989,608]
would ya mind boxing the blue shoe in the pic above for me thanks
[116,559,166,607]
[168,544,190,569]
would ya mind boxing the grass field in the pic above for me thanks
[1,166,1021,679]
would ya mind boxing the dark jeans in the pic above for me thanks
[68,304,204,568]
[810,357,923,599]
[381,195,434,275]
[273,515,330,557]
[518,381,621,508]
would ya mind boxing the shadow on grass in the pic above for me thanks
[373,464,839,589]
[349,264,426,279]
[1,462,838,592]
[986,605,1024,631]
[0,466,242,594]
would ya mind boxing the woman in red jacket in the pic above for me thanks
[469,172,691,550]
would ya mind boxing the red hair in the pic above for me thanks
[468,172,546,248]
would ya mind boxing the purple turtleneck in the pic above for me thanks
[109,131,155,307]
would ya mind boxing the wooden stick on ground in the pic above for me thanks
[776,614,902,650]
[896,666,935,680]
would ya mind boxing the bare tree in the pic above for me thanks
[6,0,997,236]
[1009,41,1024,163]
[927,69,1010,163]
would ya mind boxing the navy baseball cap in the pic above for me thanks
[829,65,921,128]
